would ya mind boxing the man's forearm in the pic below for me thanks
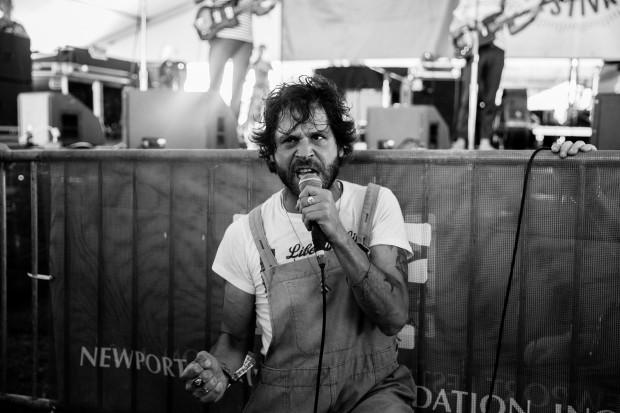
[330,230,409,336]
[209,333,251,376]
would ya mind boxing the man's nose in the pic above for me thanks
[294,138,314,159]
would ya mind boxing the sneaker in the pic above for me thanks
[478,138,496,150]
[451,137,466,149]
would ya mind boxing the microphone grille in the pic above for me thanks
[298,174,323,190]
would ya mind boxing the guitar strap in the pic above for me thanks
[499,0,506,13]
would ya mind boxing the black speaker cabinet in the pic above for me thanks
[122,88,239,149]
[412,78,459,138]
[592,93,620,150]
[499,88,533,149]
[0,32,32,126]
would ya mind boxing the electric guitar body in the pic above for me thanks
[194,1,252,41]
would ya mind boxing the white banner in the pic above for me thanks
[506,0,620,58]
[281,0,457,61]
[281,0,620,60]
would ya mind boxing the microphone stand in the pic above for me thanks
[467,29,480,150]
[467,0,481,150]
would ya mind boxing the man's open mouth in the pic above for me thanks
[295,167,319,178]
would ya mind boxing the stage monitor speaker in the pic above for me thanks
[122,88,239,149]
[412,78,459,138]
[499,88,533,149]
[0,81,31,126]
[365,105,450,150]
[0,32,32,126]
[591,93,620,150]
[18,92,105,147]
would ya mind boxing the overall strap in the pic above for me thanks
[248,205,278,271]
[357,183,381,251]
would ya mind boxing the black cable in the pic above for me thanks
[486,147,549,412]
[313,262,327,413]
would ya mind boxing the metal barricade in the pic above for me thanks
[1,149,619,413]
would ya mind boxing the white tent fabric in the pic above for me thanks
[12,1,620,63]
[12,0,280,62]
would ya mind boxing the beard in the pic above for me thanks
[276,155,342,197]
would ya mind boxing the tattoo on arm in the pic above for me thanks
[395,247,409,281]
[348,246,410,331]
[354,246,407,298]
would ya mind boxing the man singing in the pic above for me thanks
[181,75,595,412]
[182,75,417,412]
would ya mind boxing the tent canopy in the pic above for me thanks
[13,0,620,64]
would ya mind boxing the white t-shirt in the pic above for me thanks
[212,181,412,355]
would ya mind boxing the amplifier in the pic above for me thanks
[18,92,105,147]
[591,93,620,150]
[412,78,459,138]
[122,88,239,149]
[365,105,450,150]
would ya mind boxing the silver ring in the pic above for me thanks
[307,196,315,205]
[192,377,204,388]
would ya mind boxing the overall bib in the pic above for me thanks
[244,184,415,413]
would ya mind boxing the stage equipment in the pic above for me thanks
[497,88,533,149]
[591,93,620,150]
[31,46,138,142]
[365,105,450,150]
[122,88,239,149]
[410,60,461,139]
[596,61,619,94]
[18,91,105,147]
[0,32,32,126]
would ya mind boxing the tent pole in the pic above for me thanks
[139,0,148,91]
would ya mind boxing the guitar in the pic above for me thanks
[194,0,267,41]
[453,0,551,58]
[194,0,276,40]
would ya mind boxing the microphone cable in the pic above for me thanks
[313,260,327,413]
[486,147,549,412]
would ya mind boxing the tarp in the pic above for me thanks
[281,0,457,60]
[281,0,620,60]
[35,149,620,412]
[506,0,620,59]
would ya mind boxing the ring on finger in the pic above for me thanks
[192,377,205,388]
[307,196,315,205]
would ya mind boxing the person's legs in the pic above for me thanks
[477,45,505,148]
[229,40,253,121]
[452,58,472,149]
[349,366,415,413]
[208,38,237,94]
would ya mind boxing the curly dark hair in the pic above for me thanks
[250,75,357,172]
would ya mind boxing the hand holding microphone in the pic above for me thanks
[298,173,329,255]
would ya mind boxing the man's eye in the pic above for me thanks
[312,134,326,141]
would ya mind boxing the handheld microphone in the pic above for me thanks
[298,173,328,258]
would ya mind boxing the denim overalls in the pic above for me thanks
[244,184,415,412]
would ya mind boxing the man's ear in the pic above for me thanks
[267,155,277,173]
